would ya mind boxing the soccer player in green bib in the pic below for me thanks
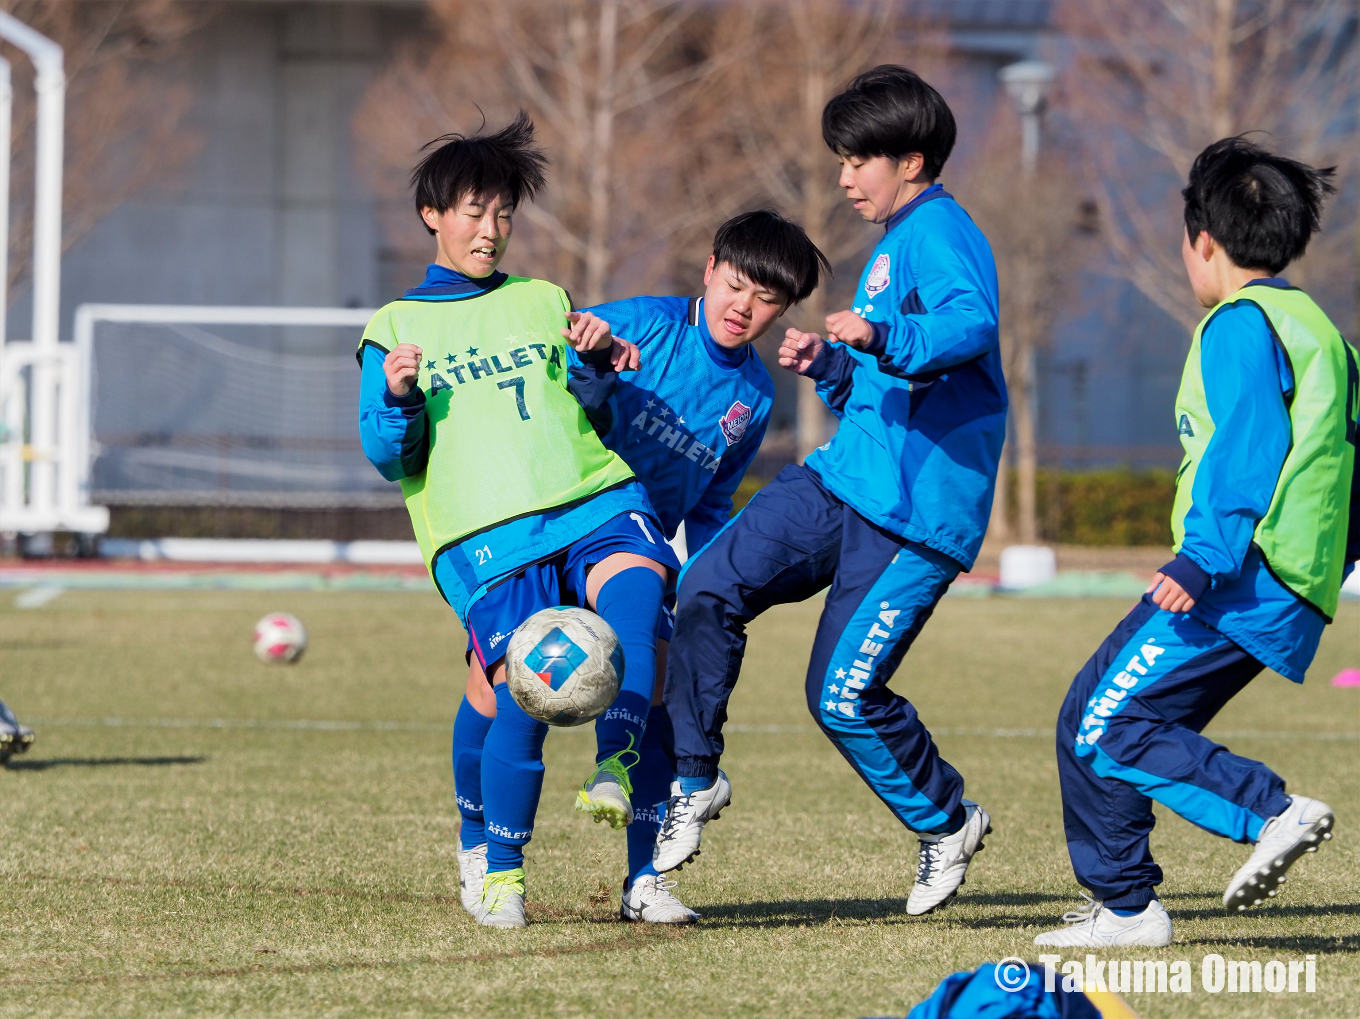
[357,114,679,928]
[1035,138,1359,948]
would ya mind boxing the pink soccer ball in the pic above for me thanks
[253,612,308,664]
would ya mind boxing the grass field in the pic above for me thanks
[1,587,1357,1018]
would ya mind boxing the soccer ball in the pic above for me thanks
[253,612,308,664]
[504,607,623,726]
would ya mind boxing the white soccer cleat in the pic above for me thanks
[620,873,700,924]
[457,842,488,915]
[906,800,991,916]
[1224,795,1334,912]
[653,771,732,873]
[474,868,527,929]
[1033,896,1173,947]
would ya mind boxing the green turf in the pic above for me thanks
[0,589,1356,1017]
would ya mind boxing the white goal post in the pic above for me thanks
[0,304,382,535]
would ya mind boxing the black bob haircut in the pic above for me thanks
[1183,137,1336,275]
[712,209,831,305]
[410,111,548,234]
[821,65,956,180]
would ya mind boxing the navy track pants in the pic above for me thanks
[1057,595,1292,908]
[664,464,967,835]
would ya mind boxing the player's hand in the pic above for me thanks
[562,311,613,353]
[1147,572,1196,614]
[608,338,641,372]
[779,328,824,375]
[384,343,423,397]
[825,310,875,349]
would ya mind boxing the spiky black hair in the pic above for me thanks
[410,111,548,233]
[1183,137,1336,274]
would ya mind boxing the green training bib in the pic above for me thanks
[1172,283,1359,619]
[360,275,636,567]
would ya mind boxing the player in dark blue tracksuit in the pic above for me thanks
[655,67,1006,915]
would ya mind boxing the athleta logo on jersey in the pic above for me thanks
[720,400,752,445]
[628,398,723,473]
[865,253,891,297]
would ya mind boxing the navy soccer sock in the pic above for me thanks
[626,704,675,885]
[592,567,665,768]
[452,695,493,850]
[482,682,549,872]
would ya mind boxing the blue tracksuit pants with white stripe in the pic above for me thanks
[665,463,968,836]
[1057,595,1291,909]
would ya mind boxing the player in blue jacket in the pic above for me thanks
[655,66,1006,917]
[457,210,829,923]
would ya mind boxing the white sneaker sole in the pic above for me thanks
[1225,811,1334,912]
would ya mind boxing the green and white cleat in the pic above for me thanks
[575,746,637,830]
[475,868,527,928]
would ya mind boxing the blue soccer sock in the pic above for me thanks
[482,682,549,872]
[677,775,716,795]
[452,696,494,850]
[592,567,665,768]
[626,704,675,886]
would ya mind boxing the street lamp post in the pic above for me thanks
[995,59,1055,585]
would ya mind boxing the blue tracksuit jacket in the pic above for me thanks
[802,184,1005,569]
[567,296,773,552]
[357,264,655,621]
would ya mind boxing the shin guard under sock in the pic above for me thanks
[482,683,549,871]
[626,704,676,884]
[452,696,494,850]
[592,567,665,767]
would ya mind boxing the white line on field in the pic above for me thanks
[23,718,1360,742]
[14,586,64,609]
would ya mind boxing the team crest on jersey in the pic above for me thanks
[719,400,753,445]
[865,253,891,297]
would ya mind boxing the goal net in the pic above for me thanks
[80,305,394,508]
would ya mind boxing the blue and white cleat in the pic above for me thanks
[1224,795,1334,912]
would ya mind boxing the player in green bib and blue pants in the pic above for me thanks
[357,115,678,928]
[1036,139,1360,948]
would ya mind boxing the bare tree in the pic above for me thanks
[711,0,942,459]
[1060,0,1359,332]
[958,107,1088,544]
[354,0,735,306]
[1,1,203,295]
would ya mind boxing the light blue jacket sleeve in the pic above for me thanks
[862,225,999,378]
[358,343,429,481]
[1179,302,1292,582]
[683,410,768,552]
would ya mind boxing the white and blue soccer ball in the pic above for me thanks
[253,612,308,664]
[505,607,624,726]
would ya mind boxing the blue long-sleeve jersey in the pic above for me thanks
[803,185,1006,569]
[568,296,773,553]
[357,264,655,621]
[1168,280,1360,681]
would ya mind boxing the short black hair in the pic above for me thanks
[410,111,548,234]
[821,65,956,180]
[712,209,831,305]
[1182,137,1336,274]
